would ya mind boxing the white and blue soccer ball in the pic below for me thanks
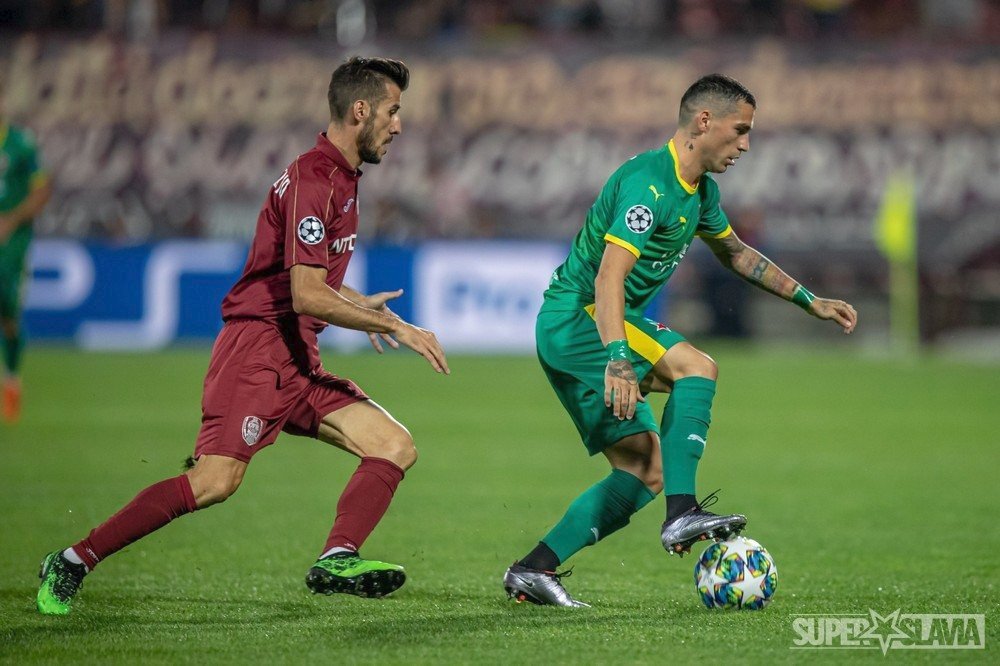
[694,536,777,610]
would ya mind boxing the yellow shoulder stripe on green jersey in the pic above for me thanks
[667,140,698,195]
[696,224,733,240]
[583,304,669,366]
[30,171,50,189]
[604,233,640,258]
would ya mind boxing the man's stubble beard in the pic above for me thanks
[358,116,382,164]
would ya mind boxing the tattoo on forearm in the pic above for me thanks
[708,235,796,297]
[737,248,795,296]
[607,359,638,383]
[751,258,769,281]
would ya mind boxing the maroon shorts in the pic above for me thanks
[194,319,368,463]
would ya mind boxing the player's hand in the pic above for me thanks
[393,322,450,375]
[604,359,645,420]
[365,288,403,311]
[364,289,404,353]
[809,298,858,334]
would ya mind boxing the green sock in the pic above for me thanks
[541,469,657,563]
[2,332,23,375]
[660,376,716,496]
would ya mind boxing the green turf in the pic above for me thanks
[1,347,997,663]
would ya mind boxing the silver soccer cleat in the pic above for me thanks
[661,490,747,557]
[503,564,591,608]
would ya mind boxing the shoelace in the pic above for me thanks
[52,561,84,600]
[695,488,722,512]
[552,566,574,581]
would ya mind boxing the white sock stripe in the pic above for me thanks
[62,547,89,572]
[320,546,356,559]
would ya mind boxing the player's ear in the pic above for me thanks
[696,109,711,134]
[691,109,713,134]
[352,99,369,123]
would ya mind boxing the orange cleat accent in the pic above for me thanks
[2,378,20,423]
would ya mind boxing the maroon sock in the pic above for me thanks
[322,457,405,556]
[72,474,197,570]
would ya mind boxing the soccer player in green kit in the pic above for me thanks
[0,81,52,423]
[503,74,858,607]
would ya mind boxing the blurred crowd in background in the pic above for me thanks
[3,0,999,43]
[1,1,998,343]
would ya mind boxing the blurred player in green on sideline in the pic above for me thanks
[0,79,52,423]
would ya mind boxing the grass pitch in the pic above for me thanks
[1,346,997,663]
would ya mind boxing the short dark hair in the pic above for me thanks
[679,74,756,125]
[328,56,410,121]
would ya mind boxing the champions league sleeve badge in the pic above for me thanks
[624,205,653,233]
[297,216,326,245]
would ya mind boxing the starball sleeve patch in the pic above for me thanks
[297,216,326,245]
[624,204,654,233]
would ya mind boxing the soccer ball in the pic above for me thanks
[694,536,777,610]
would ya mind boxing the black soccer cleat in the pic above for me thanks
[37,551,87,615]
[661,490,747,557]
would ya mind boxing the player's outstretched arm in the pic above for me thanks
[702,231,858,334]
[291,265,450,373]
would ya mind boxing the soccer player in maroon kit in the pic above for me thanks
[36,57,449,615]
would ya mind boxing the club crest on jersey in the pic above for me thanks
[242,416,263,446]
[625,205,653,234]
[297,216,325,245]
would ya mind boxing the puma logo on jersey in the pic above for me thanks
[648,185,664,201]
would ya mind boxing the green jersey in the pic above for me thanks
[0,123,45,318]
[542,139,732,315]
[0,123,45,217]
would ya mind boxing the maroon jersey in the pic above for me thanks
[222,133,361,373]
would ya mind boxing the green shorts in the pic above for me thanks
[0,226,31,320]
[536,305,686,455]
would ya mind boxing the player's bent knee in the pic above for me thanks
[694,357,718,381]
[667,348,718,381]
[386,434,417,470]
[197,479,241,507]
[367,428,416,470]
[186,457,246,508]
[188,473,243,508]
